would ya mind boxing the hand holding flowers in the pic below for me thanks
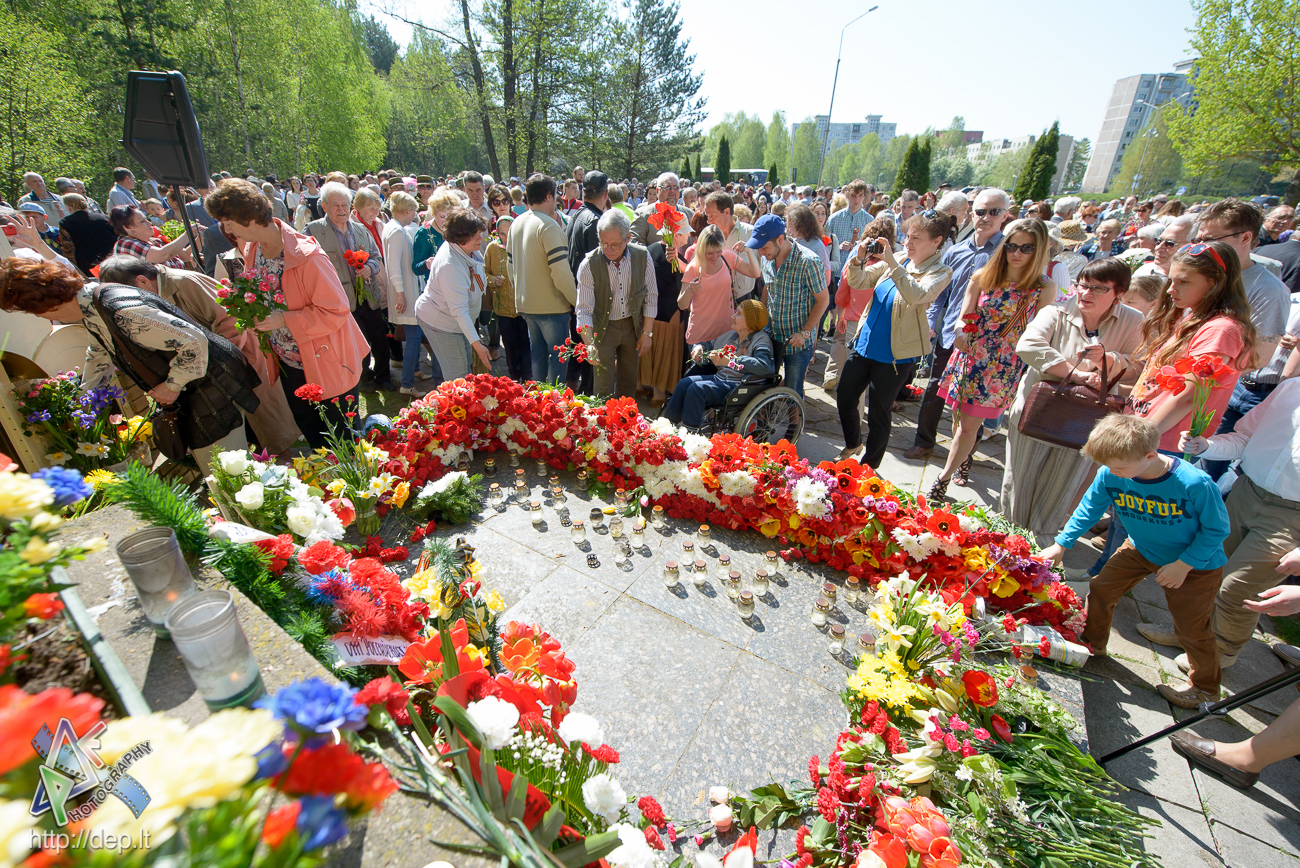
[216,266,288,352]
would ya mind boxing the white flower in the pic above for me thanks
[607,823,658,868]
[465,696,519,750]
[958,512,979,533]
[679,431,712,464]
[954,765,974,781]
[557,711,605,747]
[234,481,264,510]
[482,396,498,410]
[0,797,39,864]
[793,478,830,518]
[708,803,733,829]
[709,785,731,803]
[419,471,468,498]
[649,416,676,435]
[218,450,248,475]
[552,427,567,441]
[285,505,317,538]
[581,773,627,823]
[718,471,757,498]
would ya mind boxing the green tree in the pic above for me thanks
[852,134,882,188]
[879,134,911,193]
[1063,138,1091,190]
[939,117,966,151]
[385,31,479,173]
[917,138,932,192]
[606,0,706,179]
[930,153,974,188]
[680,155,691,178]
[892,137,922,198]
[790,118,820,185]
[731,114,765,170]
[1167,0,1300,203]
[715,135,731,184]
[0,8,98,201]
[768,162,779,186]
[763,112,790,179]
[1028,121,1061,200]
[359,14,399,74]
[1109,115,1182,198]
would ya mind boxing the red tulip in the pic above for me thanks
[921,837,963,868]
[328,497,356,526]
[961,670,998,707]
[990,713,1013,744]
[867,831,909,868]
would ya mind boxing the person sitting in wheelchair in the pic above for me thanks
[664,299,775,430]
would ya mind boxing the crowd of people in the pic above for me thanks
[1,163,1298,725]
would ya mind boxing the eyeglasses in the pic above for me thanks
[1195,231,1240,244]
[973,208,1004,217]
[1155,238,1180,249]
[1004,242,1036,255]
[1072,282,1114,295]
[1180,242,1228,270]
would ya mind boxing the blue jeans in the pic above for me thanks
[775,340,814,398]
[664,374,734,427]
[400,324,430,389]
[1200,380,1270,482]
[522,312,570,384]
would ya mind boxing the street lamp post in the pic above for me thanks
[1132,98,1168,199]
[815,5,879,187]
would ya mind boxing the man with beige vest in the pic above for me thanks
[575,210,657,398]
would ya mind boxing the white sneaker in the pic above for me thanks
[415,371,433,381]
[1175,651,1238,674]
[1062,567,1094,582]
[399,386,428,397]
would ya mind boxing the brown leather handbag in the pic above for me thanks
[1017,350,1126,450]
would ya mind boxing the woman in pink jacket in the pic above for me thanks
[205,179,368,449]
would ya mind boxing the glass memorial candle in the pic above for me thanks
[631,519,646,547]
[844,576,861,606]
[488,482,502,505]
[828,624,846,654]
[726,570,742,601]
[857,632,877,656]
[571,519,586,543]
[715,554,732,584]
[697,524,711,547]
[663,560,680,588]
[164,590,264,710]
[737,590,755,619]
[530,502,543,528]
[116,527,197,638]
[577,469,590,490]
[821,582,838,606]
[764,550,780,580]
[680,539,695,561]
[589,507,605,530]
[811,596,831,627]
[650,505,665,528]
[609,516,624,538]
[752,568,769,598]
[484,458,497,478]
[692,560,709,588]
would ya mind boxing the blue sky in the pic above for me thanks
[367,0,1197,146]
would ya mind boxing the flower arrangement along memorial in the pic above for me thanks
[89,374,1175,868]
[16,373,152,469]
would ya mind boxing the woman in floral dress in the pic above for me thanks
[929,219,1056,501]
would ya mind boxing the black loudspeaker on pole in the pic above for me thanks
[122,71,211,259]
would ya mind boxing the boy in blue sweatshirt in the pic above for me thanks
[1041,415,1230,708]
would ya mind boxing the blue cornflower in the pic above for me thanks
[255,677,367,741]
[32,466,94,507]
[26,410,51,423]
[295,795,350,850]
[253,741,290,780]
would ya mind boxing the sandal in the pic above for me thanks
[927,476,951,502]
[953,455,973,487]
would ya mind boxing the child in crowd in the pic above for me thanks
[1123,273,1165,317]
[1040,414,1230,708]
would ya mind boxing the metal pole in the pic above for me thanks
[815,6,879,187]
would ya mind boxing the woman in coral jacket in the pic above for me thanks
[205,178,368,449]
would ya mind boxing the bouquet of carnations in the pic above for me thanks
[216,266,287,352]
[16,373,151,470]
[646,203,686,271]
[555,337,597,367]
[208,448,344,544]
[1147,353,1235,459]
[343,249,373,306]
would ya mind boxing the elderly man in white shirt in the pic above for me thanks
[575,209,657,398]
[1137,376,1300,672]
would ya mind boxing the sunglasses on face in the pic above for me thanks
[1004,242,1036,255]
[973,208,1003,217]
[1155,238,1179,249]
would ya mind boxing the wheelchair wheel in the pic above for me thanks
[734,387,804,444]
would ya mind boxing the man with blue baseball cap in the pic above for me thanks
[740,214,828,398]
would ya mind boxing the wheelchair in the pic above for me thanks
[692,370,805,444]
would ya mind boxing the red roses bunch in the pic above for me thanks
[342,249,373,305]
[215,264,287,352]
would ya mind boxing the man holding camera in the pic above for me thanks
[905,187,1010,460]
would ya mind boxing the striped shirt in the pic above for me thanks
[825,206,873,281]
[762,241,826,342]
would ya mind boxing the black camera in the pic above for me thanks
[864,238,886,255]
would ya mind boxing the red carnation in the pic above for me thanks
[808,755,821,788]
[795,825,811,856]
[644,827,666,851]
[815,786,838,823]
[23,593,64,620]
[254,534,296,574]
[637,796,666,827]
[583,743,621,764]
[261,801,301,848]
[299,540,352,575]
[294,383,325,402]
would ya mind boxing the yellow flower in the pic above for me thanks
[0,473,54,520]
[84,469,119,490]
[390,480,410,509]
[0,798,39,862]
[19,537,60,565]
[30,511,63,533]
[486,589,505,612]
[989,570,1020,598]
[327,479,347,497]
[45,451,71,466]
[758,518,782,537]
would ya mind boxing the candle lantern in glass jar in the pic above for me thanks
[116,527,197,638]
[589,507,605,530]
[764,551,780,580]
[609,515,624,538]
[726,570,742,601]
[530,502,543,527]
[857,632,877,656]
[811,596,831,626]
[737,590,755,619]
[650,505,665,528]
[663,560,680,588]
[577,469,591,490]
[484,458,497,478]
[164,590,264,710]
[752,568,769,597]
[630,519,646,547]
[828,624,845,654]
[844,576,861,606]
[691,560,709,588]
[715,554,732,584]
[821,582,838,606]
[571,520,586,543]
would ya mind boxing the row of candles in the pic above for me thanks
[482,458,880,658]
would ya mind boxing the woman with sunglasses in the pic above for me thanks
[1002,258,1145,538]
[928,218,1056,501]
[487,184,513,220]
[1070,240,1258,583]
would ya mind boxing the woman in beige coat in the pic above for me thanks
[1002,257,1145,538]
[836,211,955,468]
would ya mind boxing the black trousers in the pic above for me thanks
[353,304,391,382]
[499,315,532,382]
[564,313,594,394]
[838,353,916,469]
[280,363,360,451]
[911,342,954,451]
